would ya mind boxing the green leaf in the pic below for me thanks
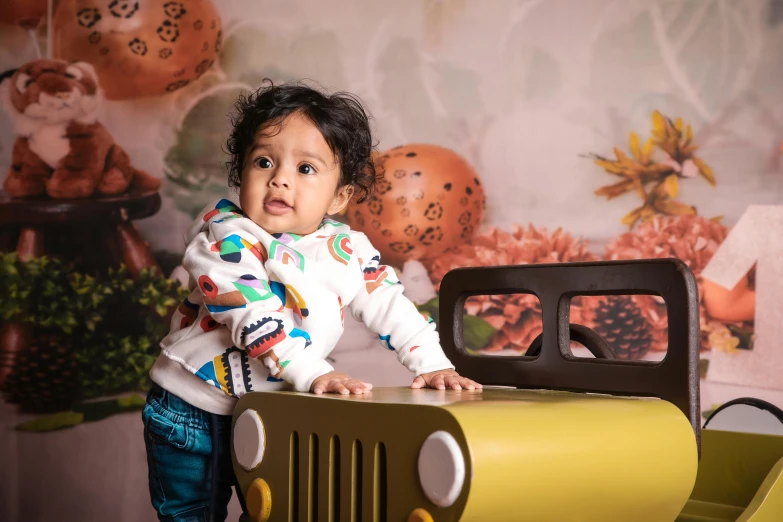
[701,403,724,420]
[417,296,441,321]
[117,394,146,409]
[15,411,85,432]
[74,397,134,422]
[727,324,755,351]
[416,296,496,350]
[463,314,497,350]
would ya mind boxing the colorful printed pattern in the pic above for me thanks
[271,232,302,244]
[200,314,220,332]
[199,274,246,313]
[317,218,343,230]
[237,313,312,379]
[211,234,265,263]
[290,327,312,347]
[270,281,309,323]
[233,275,276,303]
[363,255,397,294]
[262,329,309,378]
[379,333,395,351]
[196,346,253,398]
[242,317,287,359]
[268,240,305,271]
[262,349,284,377]
[177,298,199,329]
[198,274,281,313]
[204,199,243,223]
[328,234,353,266]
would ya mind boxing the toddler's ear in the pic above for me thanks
[328,184,354,215]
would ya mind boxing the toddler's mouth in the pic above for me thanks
[264,198,292,215]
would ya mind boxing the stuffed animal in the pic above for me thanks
[1,58,161,199]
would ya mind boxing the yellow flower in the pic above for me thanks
[651,111,716,186]
[592,131,675,200]
[708,324,740,354]
[589,110,719,228]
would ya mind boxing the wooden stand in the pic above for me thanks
[0,190,163,387]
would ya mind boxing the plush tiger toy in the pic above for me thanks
[1,58,161,199]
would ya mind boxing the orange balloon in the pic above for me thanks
[52,0,222,100]
[348,144,486,266]
[0,0,47,29]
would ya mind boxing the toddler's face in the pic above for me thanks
[239,112,352,235]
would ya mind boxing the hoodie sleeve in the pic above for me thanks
[348,232,455,377]
[181,202,333,392]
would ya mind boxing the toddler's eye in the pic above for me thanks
[254,157,272,169]
[299,164,315,175]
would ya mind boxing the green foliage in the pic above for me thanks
[15,411,85,432]
[701,403,723,421]
[0,253,188,400]
[417,297,497,352]
[15,394,146,431]
[0,252,103,334]
[727,323,754,351]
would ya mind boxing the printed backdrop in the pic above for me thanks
[1,1,782,521]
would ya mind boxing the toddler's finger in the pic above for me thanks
[459,377,476,390]
[410,376,425,389]
[331,382,350,395]
[446,375,462,390]
[347,381,367,394]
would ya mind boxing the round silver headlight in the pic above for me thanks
[234,408,266,471]
[417,430,465,507]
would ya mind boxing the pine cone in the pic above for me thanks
[426,225,599,352]
[1,331,80,413]
[604,214,730,351]
[592,296,653,360]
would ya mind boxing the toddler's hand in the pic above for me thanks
[411,369,482,391]
[311,371,373,395]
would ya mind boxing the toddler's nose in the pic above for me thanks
[269,167,293,188]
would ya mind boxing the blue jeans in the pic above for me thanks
[142,383,249,522]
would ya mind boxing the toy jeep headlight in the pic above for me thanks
[417,430,465,508]
[234,409,266,471]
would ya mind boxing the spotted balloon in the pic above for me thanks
[348,144,486,266]
[52,0,222,100]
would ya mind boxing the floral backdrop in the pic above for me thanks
[1,0,782,417]
[1,3,782,521]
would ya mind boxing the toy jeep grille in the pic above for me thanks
[287,432,388,521]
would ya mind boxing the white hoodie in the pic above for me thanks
[149,198,455,415]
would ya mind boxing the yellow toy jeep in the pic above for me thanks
[231,260,783,521]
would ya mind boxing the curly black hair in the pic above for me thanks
[225,79,378,203]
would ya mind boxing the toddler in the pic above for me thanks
[142,80,481,521]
